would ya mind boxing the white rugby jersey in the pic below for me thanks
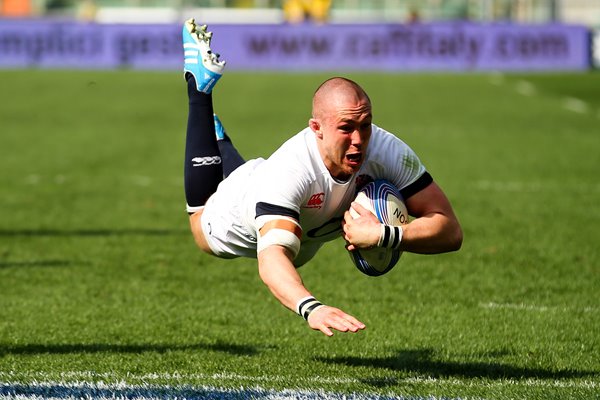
[203,124,432,266]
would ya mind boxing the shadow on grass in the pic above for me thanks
[0,260,85,269]
[0,229,187,237]
[0,341,267,357]
[316,349,597,386]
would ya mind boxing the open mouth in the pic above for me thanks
[346,152,362,164]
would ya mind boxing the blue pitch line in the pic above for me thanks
[0,382,456,400]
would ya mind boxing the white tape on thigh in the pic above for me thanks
[257,228,301,259]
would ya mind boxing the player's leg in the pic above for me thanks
[214,114,245,177]
[182,19,226,214]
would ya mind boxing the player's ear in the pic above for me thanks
[309,118,322,139]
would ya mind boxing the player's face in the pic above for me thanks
[312,99,372,181]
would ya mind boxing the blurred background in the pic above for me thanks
[0,0,599,26]
[1,0,599,71]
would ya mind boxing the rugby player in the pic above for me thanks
[182,20,462,336]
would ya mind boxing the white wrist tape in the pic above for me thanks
[296,296,324,321]
[377,224,403,249]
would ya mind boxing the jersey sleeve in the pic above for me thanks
[253,160,309,223]
[370,126,432,199]
[252,132,316,221]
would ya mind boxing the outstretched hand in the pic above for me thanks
[342,202,382,251]
[307,305,365,336]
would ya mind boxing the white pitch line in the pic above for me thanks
[23,175,69,185]
[0,371,597,391]
[473,180,600,193]
[514,80,536,96]
[480,302,596,313]
[131,175,152,187]
[0,380,463,400]
[0,381,401,400]
[474,180,540,192]
[489,77,595,118]
[480,302,550,312]
[0,371,358,386]
[562,97,590,114]
[24,175,40,185]
[487,72,505,86]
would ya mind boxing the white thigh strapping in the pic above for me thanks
[199,194,257,259]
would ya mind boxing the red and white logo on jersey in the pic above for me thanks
[304,192,324,209]
[355,174,374,192]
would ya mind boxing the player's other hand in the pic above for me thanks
[342,202,381,251]
[307,305,365,336]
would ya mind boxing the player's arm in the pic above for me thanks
[343,181,462,254]
[345,130,462,254]
[400,181,462,254]
[256,216,365,336]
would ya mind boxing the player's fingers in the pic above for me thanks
[342,215,355,241]
[350,201,370,215]
[329,313,365,333]
[343,210,353,224]
[319,325,334,337]
[308,308,335,336]
[341,314,366,330]
[330,319,359,333]
[351,202,380,224]
[309,307,363,335]
[342,315,365,332]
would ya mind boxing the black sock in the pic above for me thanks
[184,77,223,210]
[217,136,245,178]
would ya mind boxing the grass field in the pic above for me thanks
[0,70,599,399]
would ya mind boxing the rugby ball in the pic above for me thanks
[348,179,408,276]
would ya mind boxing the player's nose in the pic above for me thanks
[350,130,363,146]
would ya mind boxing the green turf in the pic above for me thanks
[0,70,599,399]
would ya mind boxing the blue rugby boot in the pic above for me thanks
[183,19,225,94]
